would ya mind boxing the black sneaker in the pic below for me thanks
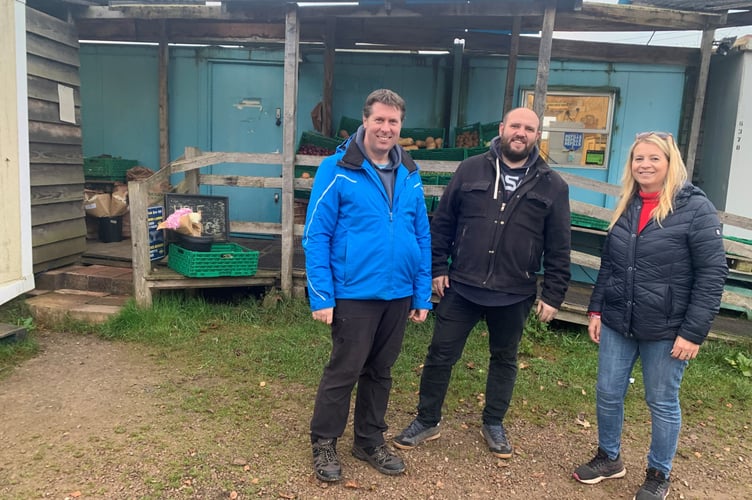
[634,467,671,500]
[312,438,341,482]
[352,443,406,475]
[393,419,441,450]
[480,423,513,458]
[573,447,626,484]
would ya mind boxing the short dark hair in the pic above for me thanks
[363,89,406,122]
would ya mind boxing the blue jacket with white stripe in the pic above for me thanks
[303,137,433,312]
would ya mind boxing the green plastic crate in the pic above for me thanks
[296,131,344,156]
[84,155,138,181]
[571,213,609,231]
[168,243,259,278]
[409,147,467,161]
[420,172,439,185]
[480,121,501,145]
[454,123,481,148]
[295,132,342,198]
[401,127,445,143]
[437,172,453,185]
[337,116,362,137]
[466,145,489,158]
[425,195,438,213]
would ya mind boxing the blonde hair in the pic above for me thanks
[609,133,687,229]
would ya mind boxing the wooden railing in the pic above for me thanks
[129,147,752,314]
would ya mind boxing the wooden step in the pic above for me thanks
[35,264,133,295]
[25,290,130,326]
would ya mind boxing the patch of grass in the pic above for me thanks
[7,294,752,432]
[4,293,750,495]
[0,297,39,378]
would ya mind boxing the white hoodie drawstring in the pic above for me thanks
[494,156,501,201]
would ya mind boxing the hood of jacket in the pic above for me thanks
[337,125,416,173]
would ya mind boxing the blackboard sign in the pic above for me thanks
[164,194,230,241]
[148,205,166,261]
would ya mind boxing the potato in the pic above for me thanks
[338,129,350,139]
[398,137,415,146]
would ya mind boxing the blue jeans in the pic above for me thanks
[596,323,688,475]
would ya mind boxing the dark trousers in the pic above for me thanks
[310,297,411,449]
[416,287,535,426]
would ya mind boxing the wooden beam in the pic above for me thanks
[503,16,521,116]
[158,27,169,169]
[322,18,335,138]
[73,3,730,52]
[448,41,464,147]
[462,32,699,66]
[533,3,556,119]
[556,3,725,32]
[685,29,714,180]
[170,152,283,173]
[280,4,299,297]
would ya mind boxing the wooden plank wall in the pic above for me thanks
[26,7,86,273]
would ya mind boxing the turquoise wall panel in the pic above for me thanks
[80,45,160,170]
[80,44,686,219]
[301,52,451,136]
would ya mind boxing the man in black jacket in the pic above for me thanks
[394,107,571,458]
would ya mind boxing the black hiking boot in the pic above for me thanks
[312,438,341,482]
[352,443,406,475]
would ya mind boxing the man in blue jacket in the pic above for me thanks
[303,89,432,482]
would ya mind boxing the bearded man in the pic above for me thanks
[394,107,572,458]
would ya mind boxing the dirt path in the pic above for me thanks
[1,332,750,499]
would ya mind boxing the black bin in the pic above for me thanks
[98,216,123,243]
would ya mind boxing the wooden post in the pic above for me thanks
[280,4,300,297]
[503,16,521,116]
[448,39,464,148]
[159,25,170,169]
[685,28,715,180]
[129,179,153,307]
[533,4,556,119]
[323,18,336,138]
[184,146,200,194]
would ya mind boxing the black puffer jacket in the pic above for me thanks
[589,183,728,344]
[431,146,571,309]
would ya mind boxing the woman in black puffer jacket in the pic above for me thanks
[573,132,728,500]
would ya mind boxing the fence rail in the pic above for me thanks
[129,149,752,318]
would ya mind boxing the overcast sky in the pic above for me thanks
[553,0,752,47]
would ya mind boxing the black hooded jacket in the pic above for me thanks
[589,183,728,344]
[431,139,572,309]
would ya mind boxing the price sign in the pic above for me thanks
[563,132,583,151]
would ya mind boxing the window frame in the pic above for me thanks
[522,89,616,170]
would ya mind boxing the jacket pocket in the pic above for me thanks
[460,180,491,217]
[664,285,673,323]
[524,191,553,213]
